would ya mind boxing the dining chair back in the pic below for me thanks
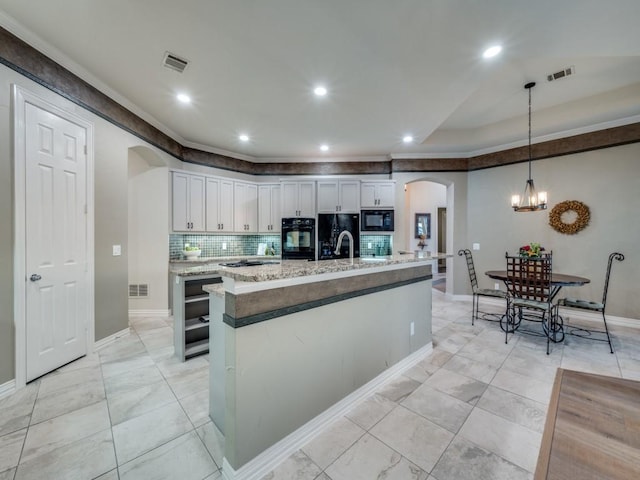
[458,249,506,325]
[504,252,557,354]
[506,253,552,302]
[557,252,624,353]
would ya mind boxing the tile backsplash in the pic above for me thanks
[170,234,280,259]
[170,233,393,259]
[360,235,393,256]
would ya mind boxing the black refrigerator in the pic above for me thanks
[317,213,360,260]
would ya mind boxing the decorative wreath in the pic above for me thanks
[549,200,590,235]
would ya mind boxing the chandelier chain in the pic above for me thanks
[528,86,532,180]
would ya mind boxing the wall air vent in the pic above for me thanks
[129,284,149,298]
[547,66,575,82]
[162,52,189,73]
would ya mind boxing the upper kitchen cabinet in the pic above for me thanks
[317,180,360,213]
[206,177,234,232]
[172,172,206,232]
[281,181,316,218]
[258,184,281,233]
[360,181,395,208]
[234,182,258,232]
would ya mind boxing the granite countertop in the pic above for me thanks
[170,255,280,264]
[171,253,449,282]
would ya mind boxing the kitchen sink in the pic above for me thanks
[220,260,280,268]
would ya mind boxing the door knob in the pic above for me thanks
[30,274,42,282]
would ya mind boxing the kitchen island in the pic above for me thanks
[171,255,441,479]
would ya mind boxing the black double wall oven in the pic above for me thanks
[281,217,316,260]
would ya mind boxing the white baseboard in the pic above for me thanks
[0,379,16,400]
[128,309,171,318]
[94,327,131,351]
[558,307,639,329]
[221,343,433,480]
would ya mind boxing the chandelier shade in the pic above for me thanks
[512,82,547,212]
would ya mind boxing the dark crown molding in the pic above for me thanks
[2,26,639,176]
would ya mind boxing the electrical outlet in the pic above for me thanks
[410,321,415,336]
[368,242,372,249]
[473,243,480,250]
[112,245,121,256]
[222,243,227,250]
[495,283,500,290]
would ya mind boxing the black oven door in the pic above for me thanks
[281,218,316,260]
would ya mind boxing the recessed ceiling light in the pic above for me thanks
[320,144,329,152]
[238,134,250,142]
[176,93,191,104]
[403,135,414,143]
[314,86,327,97]
[482,45,502,59]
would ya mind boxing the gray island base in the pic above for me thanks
[201,256,436,478]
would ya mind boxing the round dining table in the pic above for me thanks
[485,270,590,301]
[485,270,591,346]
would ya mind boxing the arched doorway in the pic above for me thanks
[404,178,451,294]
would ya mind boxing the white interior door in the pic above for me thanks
[25,102,88,381]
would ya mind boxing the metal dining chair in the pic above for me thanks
[503,252,557,354]
[556,252,624,353]
[458,249,507,325]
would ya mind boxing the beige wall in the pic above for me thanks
[0,84,13,385]
[127,150,170,312]
[0,64,175,384]
[467,143,640,319]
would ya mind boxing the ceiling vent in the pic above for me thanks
[162,52,189,73]
[547,66,575,82]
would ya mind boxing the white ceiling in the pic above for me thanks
[1,0,640,162]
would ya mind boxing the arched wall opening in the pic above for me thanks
[393,173,460,296]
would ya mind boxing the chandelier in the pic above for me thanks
[511,82,547,212]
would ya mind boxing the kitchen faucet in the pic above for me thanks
[334,230,354,259]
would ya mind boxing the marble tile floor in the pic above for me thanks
[1,293,639,480]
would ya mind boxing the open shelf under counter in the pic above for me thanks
[185,338,209,359]
[172,272,222,362]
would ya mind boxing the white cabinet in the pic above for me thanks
[258,184,281,232]
[360,181,395,208]
[234,182,258,232]
[317,180,360,213]
[281,181,316,218]
[206,177,234,232]
[172,172,206,231]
